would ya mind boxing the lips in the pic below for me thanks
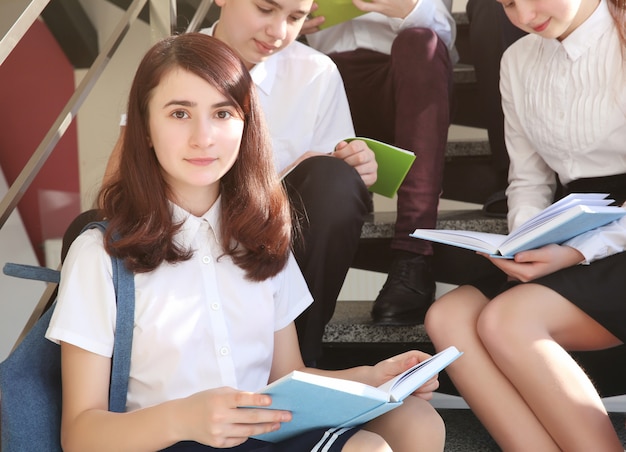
[255,39,279,55]
[531,18,551,33]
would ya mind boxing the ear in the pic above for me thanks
[215,0,226,7]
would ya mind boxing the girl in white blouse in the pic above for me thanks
[425,0,626,450]
[47,33,444,452]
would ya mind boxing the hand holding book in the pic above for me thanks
[411,194,626,258]
[247,346,462,442]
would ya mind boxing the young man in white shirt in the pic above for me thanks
[203,0,378,365]
[302,0,456,325]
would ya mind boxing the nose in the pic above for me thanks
[515,1,537,26]
[190,118,214,148]
[266,16,287,40]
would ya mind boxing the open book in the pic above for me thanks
[345,137,416,198]
[250,346,462,442]
[310,0,368,29]
[411,193,626,258]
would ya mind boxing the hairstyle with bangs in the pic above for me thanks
[99,33,291,281]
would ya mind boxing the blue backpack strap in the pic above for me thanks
[2,262,60,283]
[80,221,135,412]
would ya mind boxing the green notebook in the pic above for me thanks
[310,0,368,29]
[346,137,416,198]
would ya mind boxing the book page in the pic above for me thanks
[377,346,462,402]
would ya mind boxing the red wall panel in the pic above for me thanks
[0,19,80,264]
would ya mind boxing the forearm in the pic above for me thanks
[62,398,187,452]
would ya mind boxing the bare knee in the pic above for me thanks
[425,286,487,345]
[342,430,391,452]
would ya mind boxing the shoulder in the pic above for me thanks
[274,40,342,76]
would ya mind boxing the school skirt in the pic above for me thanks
[474,251,626,343]
[161,427,360,452]
[472,173,626,343]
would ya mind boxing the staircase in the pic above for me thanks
[2,2,626,451]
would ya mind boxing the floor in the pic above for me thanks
[440,408,626,451]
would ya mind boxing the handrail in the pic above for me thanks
[0,0,150,230]
[0,0,50,67]
[186,0,214,33]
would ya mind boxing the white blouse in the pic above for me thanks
[500,0,626,263]
[46,200,312,411]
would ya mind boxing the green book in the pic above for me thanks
[310,0,368,29]
[346,137,416,198]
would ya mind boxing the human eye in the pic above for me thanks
[171,110,189,119]
[289,14,306,23]
[216,109,234,120]
[256,3,272,14]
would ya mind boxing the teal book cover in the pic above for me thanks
[249,346,462,442]
[410,194,626,258]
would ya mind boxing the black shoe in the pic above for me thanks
[371,252,436,326]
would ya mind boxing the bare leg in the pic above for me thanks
[478,283,623,451]
[425,286,560,450]
[364,396,445,452]
[342,430,391,452]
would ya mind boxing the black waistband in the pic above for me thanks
[564,173,626,205]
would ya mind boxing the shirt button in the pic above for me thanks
[211,302,220,310]
[202,256,210,264]
[219,346,230,356]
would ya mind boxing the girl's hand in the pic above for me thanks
[333,140,378,187]
[480,244,585,282]
[372,350,439,399]
[180,387,291,448]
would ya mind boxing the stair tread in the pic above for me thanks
[361,209,508,239]
[323,300,430,343]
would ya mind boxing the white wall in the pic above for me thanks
[75,0,152,210]
[0,170,46,362]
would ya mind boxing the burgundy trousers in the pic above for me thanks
[329,27,453,255]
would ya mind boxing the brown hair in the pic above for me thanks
[609,0,626,48]
[99,33,291,281]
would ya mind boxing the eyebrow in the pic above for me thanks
[162,100,235,109]
[260,0,310,16]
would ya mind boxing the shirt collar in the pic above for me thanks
[550,0,611,61]
[170,197,222,250]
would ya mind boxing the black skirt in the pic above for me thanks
[472,174,626,343]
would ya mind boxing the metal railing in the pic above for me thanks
[0,0,213,349]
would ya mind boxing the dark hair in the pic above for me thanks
[99,33,291,281]
[609,0,626,49]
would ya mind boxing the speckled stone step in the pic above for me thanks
[323,210,508,344]
[360,209,508,240]
[323,300,429,344]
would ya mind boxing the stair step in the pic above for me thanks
[360,209,508,240]
[323,300,429,344]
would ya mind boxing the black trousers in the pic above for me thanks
[284,156,371,364]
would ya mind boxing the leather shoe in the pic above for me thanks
[371,252,435,325]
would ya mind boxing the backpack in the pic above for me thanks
[0,221,135,452]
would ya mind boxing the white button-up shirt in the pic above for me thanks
[201,25,355,173]
[501,0,626,263]
[46,199,312,410]
[306,0,456,58]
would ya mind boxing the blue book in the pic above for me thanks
[410,193,626,258]
[250,346,462,442]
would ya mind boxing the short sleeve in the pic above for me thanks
[45,228,117,357]
[272,253,313,331]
